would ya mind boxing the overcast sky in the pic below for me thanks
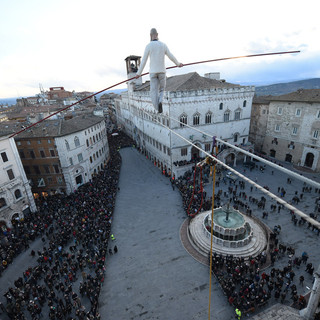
[0,0,319,99]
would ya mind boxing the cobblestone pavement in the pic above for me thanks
[99,148,320,319]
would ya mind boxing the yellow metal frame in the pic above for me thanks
[208,149,217,320]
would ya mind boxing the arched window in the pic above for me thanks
[219,103,223,110]
[65,140,70,151]
[179,114,187,127]
[234,110,241,120]
[243,100,247,108]
[90,156,93,163]
[193,113,200,126]
[224,111,230,122]
[74,136,80,147]
[14,189,22,199]
[86,139,89,147]
[305,152,315,167]
[233,133,239,143]
[0,198,7,209]
[205,112,212,124]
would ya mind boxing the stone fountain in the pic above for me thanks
[187,204,268,258]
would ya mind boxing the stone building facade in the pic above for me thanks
[100,93,119,109]
[55,115,109,194]
[15,132,63,197]
[47,87,73,100]
[114,56,255,177]
[249,96,270,153]
[0,132,36,227]
[253,89,320,171]
[15,114,109,196]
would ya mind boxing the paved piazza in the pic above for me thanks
[98,148,320,319]
[0,147,319,319]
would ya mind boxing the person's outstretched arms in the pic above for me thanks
[135,45,150,78]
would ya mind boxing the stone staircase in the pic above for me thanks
[188,212,267,259]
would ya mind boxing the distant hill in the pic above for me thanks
[255,78,320,96]
[0,97,17,106]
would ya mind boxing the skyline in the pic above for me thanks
[1,0,320,99]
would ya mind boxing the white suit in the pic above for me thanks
[136,40,181,111]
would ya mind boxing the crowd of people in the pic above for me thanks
[172,161,320,236]
[169,161,319,315]
[0,131,134,319]
[3,132,319,319]
[209,246,311,315]
[174,164,214,216]
[0,212,44,277]
[136,143,320,317]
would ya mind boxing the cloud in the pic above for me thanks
[1,0,320,98]
[245,35,307,55]
[222,51,320,85]
[94,65,126,79]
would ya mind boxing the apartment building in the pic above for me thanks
[250,89,320,172]
[0,132,36,227]
[15,114,109,196]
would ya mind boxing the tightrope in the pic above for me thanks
[9,50,299,138]
[139,109,320,229]
[9,49,317,227]
[161,111,320,190]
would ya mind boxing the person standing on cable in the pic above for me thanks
[135,28,183,113]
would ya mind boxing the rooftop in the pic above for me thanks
[135,72,242,92]
[5,104,63,120]
[252,95,273,104]
[12,114,104,139]
[59,114,104,136]
[268,88,320,103]
[0,130,14,138]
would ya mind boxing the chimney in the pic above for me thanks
[204,72,220,80]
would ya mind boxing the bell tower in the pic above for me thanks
[125,56,142,91]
